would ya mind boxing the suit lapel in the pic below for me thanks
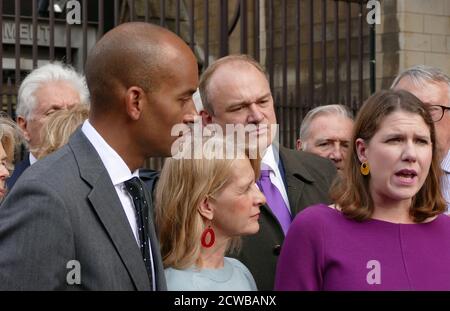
[69,129,151,291]
[285,173,305,216]
[278,146,314,216]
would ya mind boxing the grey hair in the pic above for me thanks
[299,104,354,148]
[16,62,89,120]
[391,65,450,103]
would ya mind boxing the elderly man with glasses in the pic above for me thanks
[392,65,450,211]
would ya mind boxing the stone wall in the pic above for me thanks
[377,0,450,90]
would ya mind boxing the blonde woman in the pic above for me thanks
[155,137,266,290]
[0,115,22,198]
[35,104,89,159]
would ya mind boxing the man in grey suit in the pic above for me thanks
[0,22,199,290]
[199,55,337,290]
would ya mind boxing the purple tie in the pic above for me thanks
[257,169,292,235]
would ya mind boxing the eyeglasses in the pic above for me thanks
[428,105,450,122]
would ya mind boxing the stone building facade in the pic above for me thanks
[377,0,450,89]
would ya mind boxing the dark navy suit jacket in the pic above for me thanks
[6,155,31,191]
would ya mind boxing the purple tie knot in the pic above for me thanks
[260,169,271,179]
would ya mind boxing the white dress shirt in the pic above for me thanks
[260,144,291,213]
[29,152,38,165]
[81,120,155,289]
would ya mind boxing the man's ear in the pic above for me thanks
[355,138,368,163]
[198,196,214,221]
[296,139,303,151]
[125,86,146,121]
[200,110,213,127]
[16,116,31,142]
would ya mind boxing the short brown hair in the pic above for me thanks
[199,54,268,116]
[331,89,446,222]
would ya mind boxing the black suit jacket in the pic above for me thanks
[5,155,30,191]
[231,146,337,290]
[0,129,167,290]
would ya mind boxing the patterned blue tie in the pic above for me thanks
[124,177,154,289]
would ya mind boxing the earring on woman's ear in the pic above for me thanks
[201,224,215,248]
[360,161,370,176]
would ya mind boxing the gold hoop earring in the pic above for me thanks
[360,162,370,176]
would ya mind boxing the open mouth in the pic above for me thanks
[394,169,418,183]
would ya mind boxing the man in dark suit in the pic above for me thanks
[5,155,29,188]
[200,55,337,290]
[0,22,198,290]
[6,62,89,190]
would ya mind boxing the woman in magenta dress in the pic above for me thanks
[275,90,449,290]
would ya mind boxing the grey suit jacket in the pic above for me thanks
[0,129,167,290]
[231,146,337,290]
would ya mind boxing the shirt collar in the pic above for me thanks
[81,120,139,186]
[261,144,282,179]
[29,152,38,165]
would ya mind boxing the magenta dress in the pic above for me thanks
[275,204,450,291]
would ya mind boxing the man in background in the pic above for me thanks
[296,104,354,173]
[200,54,336,290]
[391,65,450,210]
[7,62,89,189]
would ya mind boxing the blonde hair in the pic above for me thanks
[35,104,89,159]
[155,136,260,269]
[0,114,22,172]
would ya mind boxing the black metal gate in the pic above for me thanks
[1,0,374,166]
